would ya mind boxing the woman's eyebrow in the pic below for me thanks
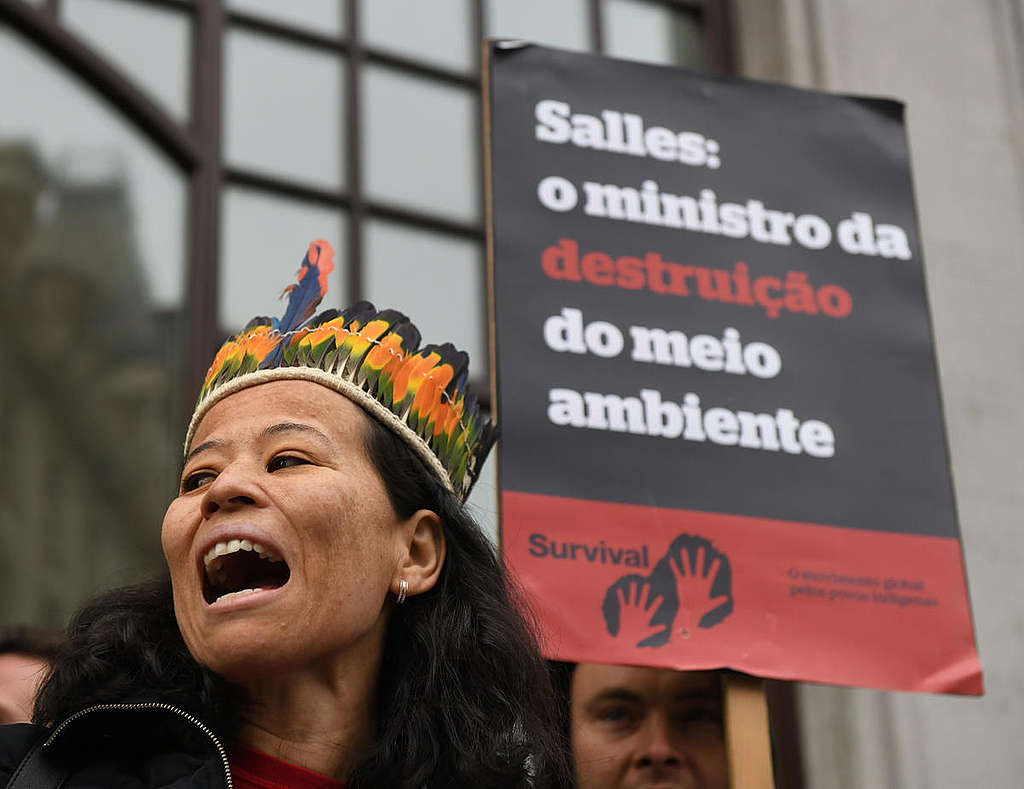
[185,439,225,463]
[260,422,332,444]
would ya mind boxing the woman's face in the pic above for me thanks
[162,379,411,680]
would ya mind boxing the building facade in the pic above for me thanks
[733,1,1024,787]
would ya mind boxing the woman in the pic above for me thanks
[0,240,569,788]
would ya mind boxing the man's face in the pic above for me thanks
[571,664,729,789]
[0,653,48,724]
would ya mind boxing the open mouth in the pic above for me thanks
[202,539,291,605]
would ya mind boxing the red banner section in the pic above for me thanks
[504,491,982,695]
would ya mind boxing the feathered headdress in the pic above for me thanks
[185,239,495,501]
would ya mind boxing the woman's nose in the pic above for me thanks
[201,464,261,517]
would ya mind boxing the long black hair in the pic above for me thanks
[34,411,570,788]
[350,417,570,787]
[32,576,232,733]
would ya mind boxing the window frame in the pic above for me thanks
[0,0,735,408]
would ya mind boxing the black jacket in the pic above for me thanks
[0,703,231,788]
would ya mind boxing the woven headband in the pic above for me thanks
[185,240,495,501]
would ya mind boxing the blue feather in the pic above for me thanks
[278,240,335,333]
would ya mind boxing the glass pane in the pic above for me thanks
[603,0,706,69]
[363,219,485,379]
[227,0,344,36]
[62,0,192,122]
[0,24,188,624]
[485,0,591,51]
[363,0,474,73]
[363,66,478,222]
[225,29,345,190]
[220,187,348,332]
[465,447,498,546]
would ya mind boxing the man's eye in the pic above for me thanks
[596,706,636,728]
[675,706,724,730]
[268,455,310,472]
[182,471,216,492]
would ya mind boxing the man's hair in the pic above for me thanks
[33,412,571,788]
[0,624,64,663]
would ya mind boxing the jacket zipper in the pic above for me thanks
[43,701,233,789]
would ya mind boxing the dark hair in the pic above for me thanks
[34,409,570,788]
[351,417,571,787]
[32,576,233,735]
[548,660,576,759]
[0,624,64,663]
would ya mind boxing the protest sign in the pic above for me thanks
[484,41,982,695]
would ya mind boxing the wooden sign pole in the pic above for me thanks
[725,673,776,789]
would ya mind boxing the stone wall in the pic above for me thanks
[732,1,1024,786]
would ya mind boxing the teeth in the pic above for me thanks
[214,588,263,603]
[202,538,282,576]
[261,545,283,562]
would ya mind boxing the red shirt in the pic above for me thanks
[229,744,346,789]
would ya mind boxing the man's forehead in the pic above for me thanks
[574,663,720,702]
